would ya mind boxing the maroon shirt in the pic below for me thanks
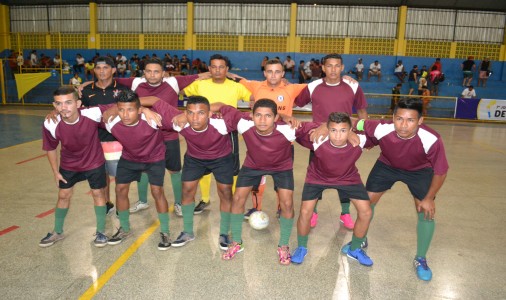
[42,108,105,172]
[295,78,367,122]
[363,120,449,175]
[117,75,198,141]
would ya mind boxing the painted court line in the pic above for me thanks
[36,208,55,219]
[79,220,160,299]
[16,154,47,165]
[0,225,20,236]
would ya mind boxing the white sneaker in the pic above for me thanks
[174,203,183,217]
[129,201,149,213]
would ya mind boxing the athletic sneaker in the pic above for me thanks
[194,200,209,214]
[174,203,183,217]
[39,232,64,248]
[106,201,115,216]
[414,256,433,281]
[222,241,244,260]
[243,208,258,220]
[340,238,368,254]
[130,201,149,213]
[93,232,108,248]
[219,234,230,251]
[347,248,373,266]
[291,246,308,264]
[158,232,171,251]
[172,231,195,247]
[277,245,292,265]
[107,227,131,245]
[310,212,319,228]
[340,213,355,229]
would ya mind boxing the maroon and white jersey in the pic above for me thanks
[172,105,240,160]
[105,113,165,163]
[117,75,198,141]
[297,127,371,185]
[42,108,105,172]
[363,120,449,175]
[295,78,367,122]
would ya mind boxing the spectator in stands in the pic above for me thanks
[298,60,308,83]
[191,58,201,74]
[116,60,127,78]
[172,55,180,71]
[129,58,139,77]
[92,52,100,63]
[198,60,208,73]
[429,65,441,96]
[84,60,95,81]
[408,65,419,95]
[420,65,428,79]
[163,53,172,68]
[283,56,296,79]
[394,60,406,83]
[69,73,82,88]
[40,54,52,68]
[303,59,313,79]
[16,52,24,72]
[418,77,428,95]
[73,54,85,74]
[115,53,127,65]
[390,83,402,113]
[310,59,322,82]
[261,56,269,71]
[130,53,139,62]
[430,58,442,72]
[461,85,476,99]
[461,56,476,87]
[164,59,175,73]
[180,54,190,72]
[478,57,491,88]
[368,60,381,81]
[348,58,364,81]
[30,50,38,67]
[421,85,431,116]
[53,54,61,69]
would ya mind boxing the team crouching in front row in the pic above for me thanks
[39,86,448,282]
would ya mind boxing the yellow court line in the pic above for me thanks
[0,139,42,150]
[79,220,160,300]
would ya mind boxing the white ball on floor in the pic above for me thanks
[248,211,269,230]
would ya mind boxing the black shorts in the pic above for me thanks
[236,167,294,191]
[302,183,369,201]
[230,131,240,176]
[164,139,181,172]
[366,160,433,200]
[252,144,294,190]
[116,158,166,186]
[59,164,107,190]
[181,154,234,184]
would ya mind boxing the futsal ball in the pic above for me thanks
[248,211,269,230]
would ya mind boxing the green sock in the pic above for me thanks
[416,212,435,258]
[278,216,294,246]
[230,213,244,243]
[94,205,106,233]
[158,212,170,234]
[370,203,376,221]
[182,203,195,235]
[297,234,309,248]
[220,211,231,235]
[118,210,130,232]
[351,234,367,250]
[341,200,351,215]
[170,172,182,205]
[54,207,68,234]
[137,173,149,204]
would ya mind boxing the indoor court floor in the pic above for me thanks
[0,106,505,299]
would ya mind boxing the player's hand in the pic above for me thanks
[45,109,59,123]
[280,114,300,129]
[197,72,212,80]
[342,75,358,84]
[55,172,67,188]
[77,81,93,98]
[417,198,436,220]
[141,107,162,127]
[103,106,119,123]
[172,113,188,128]
[309,123,328,143]
[347,131,360,147]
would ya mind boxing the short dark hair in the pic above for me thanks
[394,98,423,117]
[265,59,282,68]
[53,86,78,99]
[468,85,474,89]
[253,99,277,116]
[186,95,210,110]
[144,58,164,69]
[327,112,351,128]
[116,90,140,108]
[322,53,343,65]
[209,54,230,67]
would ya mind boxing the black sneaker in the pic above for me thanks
[107,227,131,245]
[243,208,258,220]
[219,234,230,251]
[194,200,209,215]
[158,232,171,251]
[106,201,115,216]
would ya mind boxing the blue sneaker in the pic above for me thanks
[340,238,368,254]
[414,256,432,281]
[291,246,308,264]
[347,248,373,266]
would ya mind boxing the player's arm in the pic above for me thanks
[417,173,447,220]
[278,113,301,129]
[139,106,162,127]
[47,149,67,188]
[357,109,368,120]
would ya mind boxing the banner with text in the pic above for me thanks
[477,99,506,121]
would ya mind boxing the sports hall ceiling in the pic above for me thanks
[1,0,505,12]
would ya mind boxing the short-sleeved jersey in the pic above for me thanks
[295,78,367,122]
[297,126,371,185]
[363,119,449,175]
[80,80,130,142]
[172,105,240,160]
[42,108,105,172]
[105,112,165,163]
[184,78,251,107]
[240,79,306,116]
[116,75,198,141]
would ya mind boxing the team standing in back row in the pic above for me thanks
[39,53,448,282]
